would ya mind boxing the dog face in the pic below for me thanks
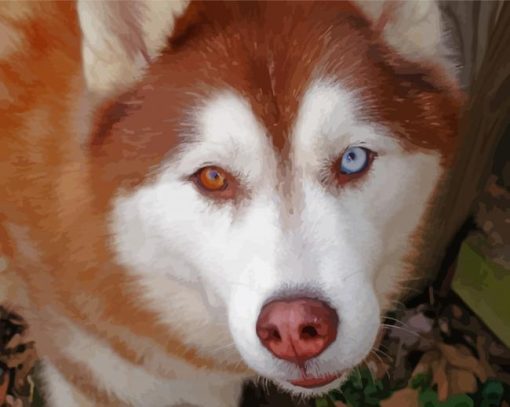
[108,83,441,393]
[84,1,463,394]
[0,0,462,399]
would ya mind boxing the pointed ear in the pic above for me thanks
[353,0,458,76]
[77,0,189,98]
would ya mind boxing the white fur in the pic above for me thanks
[110,79,443,400]
[41,361,93,407]
[77,0,189,98]
[41,316,244,407]
[353,0,459,80]
[111,92,278,366]
[1,222,245,407]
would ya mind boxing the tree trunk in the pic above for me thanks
[430,0,510,277]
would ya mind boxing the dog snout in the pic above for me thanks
[256,297,339,364]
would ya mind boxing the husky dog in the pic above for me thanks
[0,1,463,406]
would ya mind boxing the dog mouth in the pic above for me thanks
[285,327,384,390]
[288,371,345,389]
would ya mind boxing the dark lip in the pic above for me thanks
[289,372,343,389]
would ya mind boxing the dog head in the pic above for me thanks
[78,0,464,394]
[2,0,464,397]
[82,0,464,394]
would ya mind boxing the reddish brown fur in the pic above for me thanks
[0,1,464,403]
[91,1,463,190]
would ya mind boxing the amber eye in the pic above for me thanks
[195,166,228,192]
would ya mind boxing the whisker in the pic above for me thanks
[369,350,391,382]
[256,376,271,395]
[378,342,391,352]
[355,365,362,383]
[210,342,236,353]
[383,316,412,328]
[381,323,422,339]
[373,347,394,363]
[362,360,376,384]
[388,300,408,311]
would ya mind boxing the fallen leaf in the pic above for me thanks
[476,335,496,378]
[5,334,22,351]
[438,317,450,336]
[0,342,37,369]
[4,395,23,407]
[380,388,419,407]
[411,350,441,378]
[432,356,449,401]
[407,313,434,335]
[365,354,390,381]
[451,305,463,320]
[12,347,38,395]
[437,343,488,381]
[0,366,9,405]
[448,368,477,395]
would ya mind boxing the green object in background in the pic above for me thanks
[320,368,508,407]
[451,235,510,348]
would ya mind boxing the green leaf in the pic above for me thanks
[479,379,504,407]
[315,397,336,407]
[441,394,474,407]
[343,387,363,406]
[348,371,363,390]
[418,388,440,407]
[410,373,433,392]
[329,389,344,401]
[359,366,376,385]
[364,383,383,404]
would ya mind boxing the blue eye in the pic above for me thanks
[339,147,370,174]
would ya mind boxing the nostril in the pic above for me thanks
[256,297,339,363]
[300,325,319,340]
[258,325,281,342]
[269,326,281,341]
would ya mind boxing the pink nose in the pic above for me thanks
[256,298,339,364]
